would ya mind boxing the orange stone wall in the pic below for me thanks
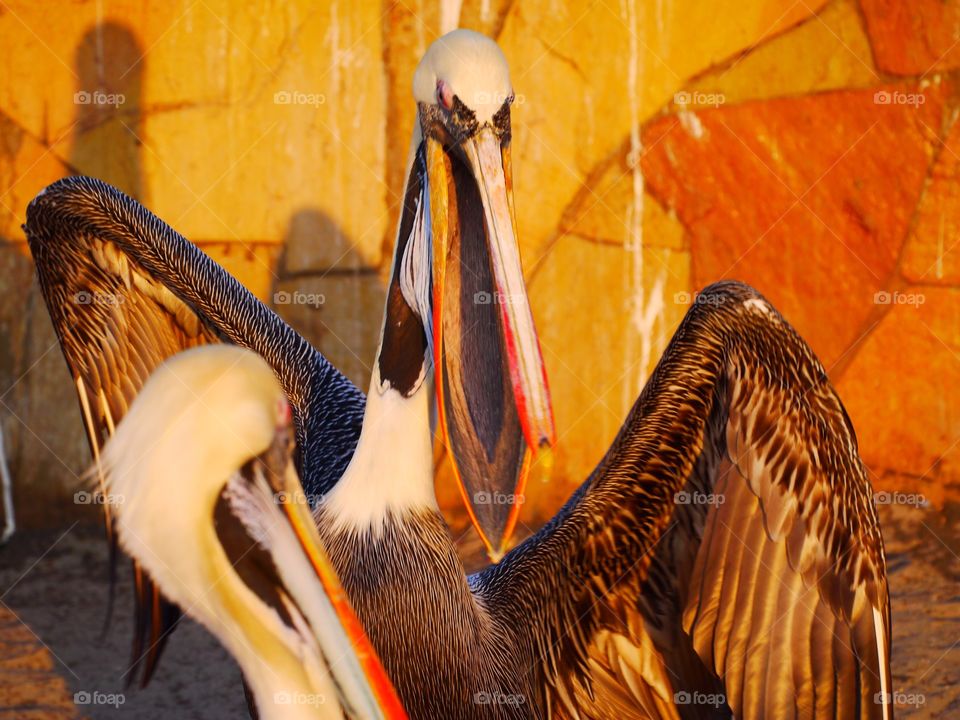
[0,0,956,535]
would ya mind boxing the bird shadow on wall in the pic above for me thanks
[0,22,147,530]
[70,21,146,201]
[272,208,386,394]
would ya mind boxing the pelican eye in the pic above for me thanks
[436,79,454,110]
[276,397,292,428]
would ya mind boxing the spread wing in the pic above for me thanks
[24,176,366,684]
[478,281,891,720]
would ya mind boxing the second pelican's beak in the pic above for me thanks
[263,435,407,719]
[425,123,556,558]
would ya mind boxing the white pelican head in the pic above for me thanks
[412,28,513,123]
[372,29,555,557]
[98,346,405,720]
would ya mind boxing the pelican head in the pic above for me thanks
[99,346,405,720]
[375,29,555,557]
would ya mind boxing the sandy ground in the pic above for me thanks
[0,503,957,719]
[0,523,247,720]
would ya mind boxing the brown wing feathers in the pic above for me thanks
[25,178,267,686]
[26,177,368,689]
[484,281,890,720]
[28,202,218,685]
[666,288,888,719]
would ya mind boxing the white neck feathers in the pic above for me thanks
[320,365,438,534]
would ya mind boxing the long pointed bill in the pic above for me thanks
[425,126,555,560]
[274,471,407,719]
[463,128,555,450]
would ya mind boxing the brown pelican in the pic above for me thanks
[26,30,891,719]
[26,27,551,683]
[27,27,551,560]
[96,344,406,719]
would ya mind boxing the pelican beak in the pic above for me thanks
[267,450,407,719]
[424,124,556,559]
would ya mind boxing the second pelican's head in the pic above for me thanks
[376,30,555,557]
[99,346,405,719]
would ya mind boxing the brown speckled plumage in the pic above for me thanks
[319,283,892,720]
[24,176,366,685]
[25,177,891,719]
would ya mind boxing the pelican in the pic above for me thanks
[95,345,406,719]
[26,29,891,719]
[26,27,551,684]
